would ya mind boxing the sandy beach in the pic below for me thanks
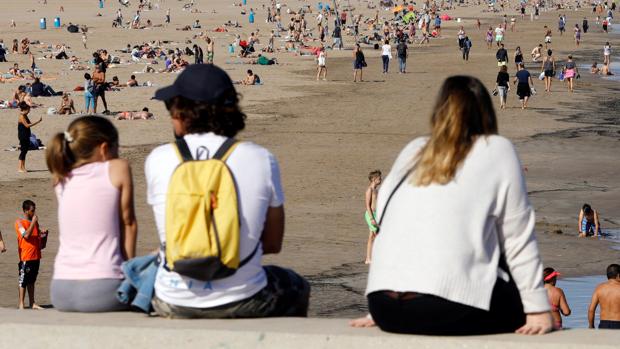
[0,0,617,319]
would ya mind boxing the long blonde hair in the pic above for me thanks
[46,116,118,182]
[413,76,498,186]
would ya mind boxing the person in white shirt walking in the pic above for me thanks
[381,40,392,74]
[316,45,327,80]
[352,76,553,335]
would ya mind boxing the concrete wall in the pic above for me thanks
[0,308,618,348]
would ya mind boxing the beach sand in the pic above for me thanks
[0,1,617,316]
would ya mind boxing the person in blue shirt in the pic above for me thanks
[513,63,534,109]
[434,15,441,36]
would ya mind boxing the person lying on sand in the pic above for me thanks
[116,107,154,120]
[591,62,601,74]
[9,64,24,78]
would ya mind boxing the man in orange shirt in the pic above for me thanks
[15,200,47,310]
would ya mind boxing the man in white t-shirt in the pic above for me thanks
[147,64,309,318]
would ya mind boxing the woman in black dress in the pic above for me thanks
[353,44,366,82]
[17,102,42,173]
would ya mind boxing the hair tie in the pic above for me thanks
[64,131,74,143]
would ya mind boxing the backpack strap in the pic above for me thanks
[239,242,260,268]
[174,137,193,162]
[213,138,238,161]
[376,166,415,234]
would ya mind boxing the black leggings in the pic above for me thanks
[19,140,29,161]
[368,277,525,336]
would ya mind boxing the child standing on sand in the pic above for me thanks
[365,170,381,264]
[15,200,47,310]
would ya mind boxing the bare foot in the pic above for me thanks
[18,169,27,173]
[31,304,44,310]
[364,258,371,265]
[350,315,376,328]
[18,304,24,310]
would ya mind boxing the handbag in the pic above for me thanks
[492,88,498,96]
[362,60,367,67]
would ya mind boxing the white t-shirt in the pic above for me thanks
[381,44,391,56]
[366,135,549,313]
[603,45,611,56]
[318,51,326,66]
[495,27,504,37]
[145,133,285,308]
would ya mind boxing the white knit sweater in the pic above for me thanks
[366,135,550,313]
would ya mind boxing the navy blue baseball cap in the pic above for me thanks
[153,64,237,105]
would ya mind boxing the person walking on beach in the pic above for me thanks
[564,55,579,93]
[495,65,510,109]
[364,170,381,264]
[603,42,611,66]
[332,25,343,50]
[396,40,408,73]
[574,24,582,47]
[316,45,326,80]
[353,44,365,82]
[578,203,601,237]
[381,40,391,74]
[15,200,47,310]
[92,65,109,114]
[205,37,214,64]
[494,24,504,47]
[544,26,552,49]
[82,31,87,49]
[541,50,555,93]
[17,102,41,173]
[514,46,524,69]
[558,15,566,36]
[352,76,553,335]
[193,44,203,64]
[588,264,620,329]
[496,43,508,67]
[47,116,137,312]
[543,268,571,329]
[147,64,310,319]
[514,63,534,109]
[462,36,472,62]
[84,73,96,114]
[486,26,493,49]
[582,18,589,34]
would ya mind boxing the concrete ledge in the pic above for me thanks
[0,308,618,348]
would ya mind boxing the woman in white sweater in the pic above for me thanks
[361,76,552,335]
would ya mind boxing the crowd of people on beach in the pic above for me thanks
[0,0,618,337]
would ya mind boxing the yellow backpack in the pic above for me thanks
[164,138,257,281]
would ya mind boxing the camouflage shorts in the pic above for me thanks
[152,265,310,319]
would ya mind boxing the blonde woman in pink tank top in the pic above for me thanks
[46,116,137,312]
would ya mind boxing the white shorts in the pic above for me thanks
[545,36,552,43]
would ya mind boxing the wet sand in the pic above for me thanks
[0,1,618,316]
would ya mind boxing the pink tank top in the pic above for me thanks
[53,161,124,280]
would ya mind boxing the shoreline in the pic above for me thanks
[0,1,618,317]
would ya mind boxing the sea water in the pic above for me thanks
[555,229,619,328]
